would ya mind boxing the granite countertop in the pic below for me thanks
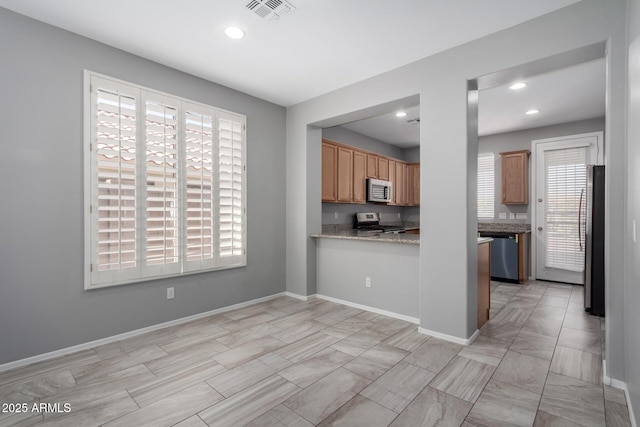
[312,231,491,246]
[311,229,420,245]
[478,222,531,233]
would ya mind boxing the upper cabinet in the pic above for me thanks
[388,160,397,204]
[501,149,530,205]
[321,141,337,202]
[378,157,389,180]
[321,138,419,206]
[366,154,378,178]
[408,163,420,206]
[336,147,354,202]
[352,150,367,204]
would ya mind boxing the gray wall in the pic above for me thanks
[286,0,628,385]
[403,147,420,163]
[0,8,286,364]
[316,239,419,319]
[478,118,605,223]
[322,203,405,226]
[323,126,407,160]
[626,0,640,418]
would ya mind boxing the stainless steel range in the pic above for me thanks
[354,212,406,234]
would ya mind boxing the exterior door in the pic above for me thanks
[533,132,602,284]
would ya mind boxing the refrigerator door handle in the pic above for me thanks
[579,188,584,252]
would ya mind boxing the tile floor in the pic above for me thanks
[0,281,632,426]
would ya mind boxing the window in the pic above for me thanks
[477,153,495,219]
[543,146,587,272]
[85,71,246,289]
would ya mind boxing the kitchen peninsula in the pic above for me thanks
[311,229,493,328]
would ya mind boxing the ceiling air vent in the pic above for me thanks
[245,0,295,22]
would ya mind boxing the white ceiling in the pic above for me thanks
[0,0,581,107]
[340,58,605,147]
[478,58,605,137]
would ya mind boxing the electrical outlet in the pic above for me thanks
[167,287,175,300]
[365,277,371,288]
[499,213,507,219]
[334,211,338,219]
[516,213,527,220]
[509,213,515,219]
[397,213,401,219]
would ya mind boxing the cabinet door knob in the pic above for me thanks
[538,226,543,231]
[538,198,543,202]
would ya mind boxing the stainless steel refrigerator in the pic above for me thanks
[584,165,605,316]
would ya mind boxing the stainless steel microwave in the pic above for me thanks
[367,178,392,203]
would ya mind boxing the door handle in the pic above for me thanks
[578,188,584,252]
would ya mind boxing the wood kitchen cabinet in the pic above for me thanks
[378,157,389,180]
[322,141,337,202]
[501,150,530,204]
[336,147,353,202]
[477,241,491,328]
[517,232,530,283]
[402,163,410,205]
[388,160,397,204]
[408,163,420,206]
[366,154,378,178]
[352,150,367,204]
[395,161,405,205]
[321,138,420,207]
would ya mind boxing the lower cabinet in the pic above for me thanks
[517,232,530,283]
[477,241,491,329]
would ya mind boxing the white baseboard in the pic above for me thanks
[314,294,420,324]
[603,359,611,386]
[603,359,628,389]
[418,327,479,346]
[630,397,638,427]
[0,292,287,374]
[283,291,317,302]
[603,359,637,427]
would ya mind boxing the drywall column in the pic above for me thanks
[419,77,477,339]
[285,108,311,297]
[602,7,629,384]
[625,0,640,417]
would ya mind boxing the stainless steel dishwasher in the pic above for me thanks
[479,232,519,282]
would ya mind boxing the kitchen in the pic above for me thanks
[311,58,606,336]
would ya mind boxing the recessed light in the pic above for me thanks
[525,109,539,115]
[509,82,527,90]
[224,26,245,39]
[395,112,407,117]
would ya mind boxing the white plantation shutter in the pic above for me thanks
[144,95,180,275]
[86,71,246,289]
[183,105,215,271]
[477,153,495,219]
[218,113,246,266]
[91,79,139,286]
[543,147,587,272]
